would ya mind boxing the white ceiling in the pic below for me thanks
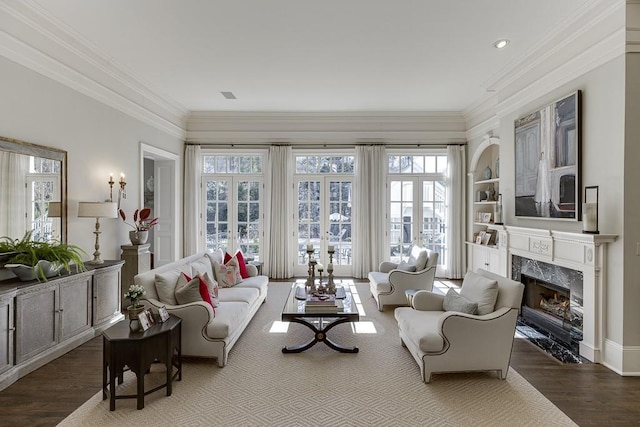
[33,0,588,113]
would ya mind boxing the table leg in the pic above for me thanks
[137,353,145,410]
[166,333,172,397]
[102,338,107,401]
[109,346,116,411]
[282,317,359,353]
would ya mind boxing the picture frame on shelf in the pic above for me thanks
[143,308,156,326]
[482,213,493,224]
[477,231,486,245]
[482,231,492,245]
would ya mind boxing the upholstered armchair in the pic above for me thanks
[394,269,524,383]
[368,245,439,311]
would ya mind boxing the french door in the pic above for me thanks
[203,177,263,261]
[294,177,353,276]
[388,177,446,275]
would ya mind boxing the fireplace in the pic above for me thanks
[512,255,584,349]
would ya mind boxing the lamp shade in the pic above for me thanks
[77,201,118,218]
[48,201,61,218]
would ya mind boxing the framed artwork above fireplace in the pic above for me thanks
[514,91,581,220]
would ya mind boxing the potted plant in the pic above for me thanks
[0,230,86,281]
[119,208,158,245]
[123,284,146,322]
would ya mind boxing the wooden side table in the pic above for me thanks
[102,315,182,410]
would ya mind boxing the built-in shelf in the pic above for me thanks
[474,178,500,185]
[474,201,496,205]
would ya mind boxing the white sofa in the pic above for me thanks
[368,245,439,311]
[134,251,268,367]
[394,269,524,383]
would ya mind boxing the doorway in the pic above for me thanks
[140,143,180,266]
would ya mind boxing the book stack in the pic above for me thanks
[305,294,342,312]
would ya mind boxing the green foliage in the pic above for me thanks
[0,231,86,279]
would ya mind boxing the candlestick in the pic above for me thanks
[307,244,313,252]
[328,245,335,253]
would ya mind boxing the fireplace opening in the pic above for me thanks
[520,274,583,346]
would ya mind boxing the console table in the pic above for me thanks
[102,315,182,410]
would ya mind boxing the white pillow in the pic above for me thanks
[191,255,214,281]
[460,271,499,315]
[397,261,417,272]
[154,269,185,305]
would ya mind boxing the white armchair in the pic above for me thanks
[368,245,439,311]
[394,269,524,383]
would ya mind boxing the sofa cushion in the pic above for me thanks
[460,271,499,315]
[443,288,477,314]
[175,273,214,309]
[198,271,219,308]
[206,249,224,266]
[205,301,250,339]
[235,275,269,294]
[190,255,214,282]
[155,268,187,305]
[234,250,250,279]
[394,307,445,353]
[368,271,391,293]
[219,287,260,304]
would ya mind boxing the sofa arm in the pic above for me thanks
[379,261,398,273]
[412,291,445,311]
[437,306,514,338]
[143,297,215,325]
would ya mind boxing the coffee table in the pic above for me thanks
[281,281,360,353]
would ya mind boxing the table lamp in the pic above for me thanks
[78,201,118,264]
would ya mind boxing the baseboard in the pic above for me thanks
[601,339,640,376]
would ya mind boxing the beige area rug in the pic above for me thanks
[59,282,576,427]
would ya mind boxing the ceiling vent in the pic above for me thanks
[221,91,236,99]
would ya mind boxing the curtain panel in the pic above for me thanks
[183,144,201,256]
[265,145,293,278]
[446,145,466,279]
[352,145,386,278]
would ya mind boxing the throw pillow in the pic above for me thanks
[443,288,478,314]
[191,255,214,281]
[234,250,250,279]
[460,271,499,315]
[397,261,417,272]
[206,248,224,266]
[175,272,214,308]
[154,269,185,305]
[198,271,219,308]
[213,260,240,288]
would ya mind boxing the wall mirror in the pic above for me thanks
[0,136,67,243]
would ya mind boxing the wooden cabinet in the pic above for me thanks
[91,260,125,332]
[0,289,15,376]
[0,261,123,391]
[15,272,92,364]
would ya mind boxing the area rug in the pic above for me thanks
[59,282,577,427]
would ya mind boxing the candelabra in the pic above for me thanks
[305,248,317,293]
[326,245,336,294]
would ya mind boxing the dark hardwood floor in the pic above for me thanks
[2,305,640,425]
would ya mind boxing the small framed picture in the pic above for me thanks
[158,305,170,323]
[475,235,482,244]
[143,308,156,325]
[482,213,493,224]
[482,231,492,245]
[138,311,151,331]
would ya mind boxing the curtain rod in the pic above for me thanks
[185,142,465,149]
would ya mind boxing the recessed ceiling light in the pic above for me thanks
[221,91,236,99]
[493,39,510,49]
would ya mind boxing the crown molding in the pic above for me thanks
[0,0,188,138]
[186,111,467,144]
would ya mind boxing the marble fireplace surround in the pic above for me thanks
[493,226,617,363]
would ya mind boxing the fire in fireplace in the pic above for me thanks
[520,275,583,345]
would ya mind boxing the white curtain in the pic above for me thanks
[0,151,28,238]
[183,144,201,256]
[265,146,293,278]
[446,145,466,279]
[352,145,386,278]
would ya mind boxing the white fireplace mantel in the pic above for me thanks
[494,225,617,363]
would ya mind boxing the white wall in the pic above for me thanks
[0,57,183,262]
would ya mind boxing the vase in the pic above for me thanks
[127,305,145,320]
[4,260,63,281]
[129,230,149,245]
[483,165,492,180]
